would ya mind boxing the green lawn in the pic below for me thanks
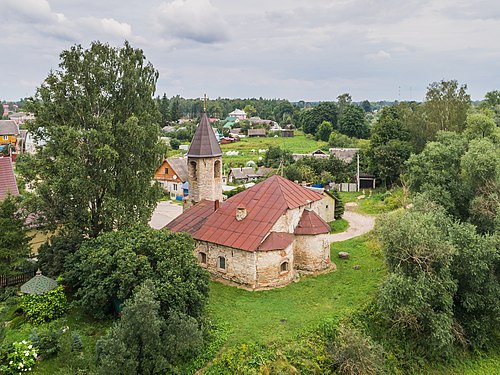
[220,131,327,166]
[329,218,349,233]
[208,234,384,345]
[339,188,408,216]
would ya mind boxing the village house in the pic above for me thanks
[0,120,19,146]
[8,112,35,126]
[0,157,19,200]
[227,167,272,183]
[154,157,188,199]
[166,112,335,290]
[228,109,247,120]
[247,128,266,137]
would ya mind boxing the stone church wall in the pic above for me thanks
[255,243,295,289]
[294,233,330,271]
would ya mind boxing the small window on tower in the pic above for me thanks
[280,261,289,273]
[214,160,221,178]
[189,161,197,181]
[199,252,207,264]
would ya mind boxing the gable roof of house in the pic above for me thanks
[248,128,266,136]
[187,112,222,158]
[0,120,19,136]
[294,209,330,235]
[0,157,19,200]
[170,175,324,251]
[166,157,188,181]
[329,148,359,163]
[229,167,256,179]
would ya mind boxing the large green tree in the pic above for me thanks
[368,106,412,187]
[24,42,163,238]
[0,196,31,276]
[338,104,369,138]
[423,79,470,134]
[64,227,210,320]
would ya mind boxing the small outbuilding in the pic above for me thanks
[20,270,58,295]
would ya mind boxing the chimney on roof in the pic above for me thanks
[236,205,247,221]
[214,200,220,210]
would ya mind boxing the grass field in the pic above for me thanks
[220,131,327,166]
[329,218,349,233]
[208,234,384,345]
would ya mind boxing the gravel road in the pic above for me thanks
[329,202,375,242]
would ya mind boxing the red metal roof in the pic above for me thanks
[193,175,324,251]
[0,157,19,200]
[258,232,295,251]
[294,209,330,235]
[165,200,215,234]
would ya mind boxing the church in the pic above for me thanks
[166,111,334,290]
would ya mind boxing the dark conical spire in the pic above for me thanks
[187,112,222,158]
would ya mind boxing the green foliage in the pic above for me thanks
[328,219,349,234]
[329,189,345,219]
[225,185,246,198]
[328,131,357,148]
[96,280,203,374]
[38,233,83,277]
[423,79,470,134]
[65,227,210,320]
[21,286,68,325]
[0,195,31,276]
[29,325,63,359]
[263,145,294,168]
[368,106,413,187]
[328,324,385,375]
[300,102,338,135]
[23,41,163,238]
[465,112,497,140]
[338,104,369,138]
[0,340,38,374]
[316,120,333,141]
[169,137,181,150]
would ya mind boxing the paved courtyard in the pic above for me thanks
[148,200,183,229]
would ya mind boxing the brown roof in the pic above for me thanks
[329,148,359,163]
[258,232,295,251]
[193,175,324,251]
[165,199,216,234]
[167,157,188,181]
[248,128,266,136]
[0,157,19,200]
[294,209,330,235]
[0,120,19,136]
[187,112,222,158]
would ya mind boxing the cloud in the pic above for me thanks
[365,50,392,61]
[79,17,132,39]
[156,0,229,44]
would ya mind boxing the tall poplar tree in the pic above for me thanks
[24,41,163,237]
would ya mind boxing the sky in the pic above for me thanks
[1,0,499,102]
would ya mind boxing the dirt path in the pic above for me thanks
[329,202,375,242]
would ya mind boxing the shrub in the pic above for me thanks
[29,324,64,359]
[38,233,83,277]
[0,340,37,374]
[329,324,385,375]
[21,285,68,324]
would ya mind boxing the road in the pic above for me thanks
[329,202,375,242]
[148,200,183,229]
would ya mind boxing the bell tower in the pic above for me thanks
[186,95,223,206]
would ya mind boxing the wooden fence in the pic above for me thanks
[0,269,36,288]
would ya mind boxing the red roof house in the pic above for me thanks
[0,157,19,200]
[166,175,334,289]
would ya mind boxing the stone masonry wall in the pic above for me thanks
[188,156,223,203]
[255,243,295,289]
[294,233,330,271]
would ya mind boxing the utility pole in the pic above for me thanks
[357,153,360,192]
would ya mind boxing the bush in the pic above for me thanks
[21,285,68,324]
[38,234,82,277]
[329,324,385,375]
[29,324,64,359]
[0,340,38,374]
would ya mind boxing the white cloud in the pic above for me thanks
[79,17,132,39]
[156,0,229,43]
[364,50,392,61]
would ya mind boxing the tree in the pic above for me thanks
[328,131,357,148]
[338,104,369,138]
[158,93,171,125]
[243,104,256,118]
[24,42,163,238]
[170,96,181,121]
[464,112,497,140]
[0,196,31,276]
[300,102,338,135]
[263,146,293,168]
[316,121,333,142]
[368,106,413,187]
[64,227,210,320]
[423,80,470,134]
[360,100,372,113]
[38,233,83,277]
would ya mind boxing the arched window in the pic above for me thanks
[189,161,197,181]
[199,252,207,264]
[218,256,226,270]
[280,261,289,273]
[214,160,221,178]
